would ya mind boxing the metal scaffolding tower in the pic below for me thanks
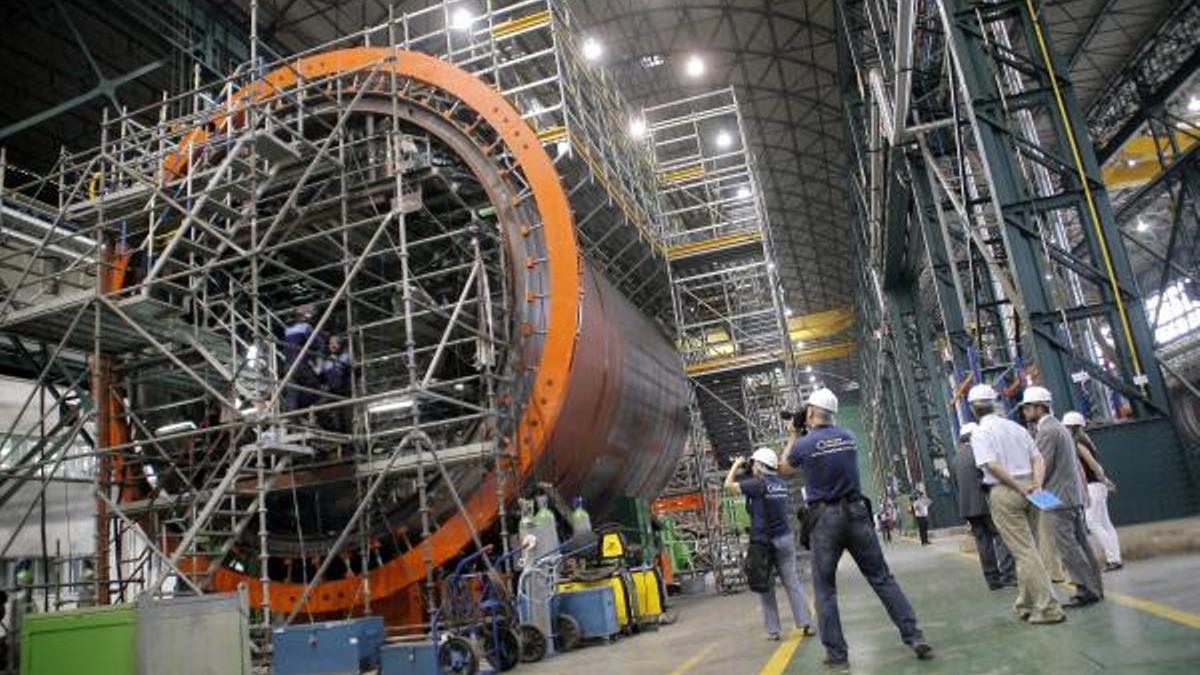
[644,88,796,463]
[0,0,687,650]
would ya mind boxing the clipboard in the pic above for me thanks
[1026,489,1063,511]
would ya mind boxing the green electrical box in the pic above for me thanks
[20,604,137,675]
[610,497,658,566]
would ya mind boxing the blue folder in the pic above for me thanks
[1026,489,1063,511]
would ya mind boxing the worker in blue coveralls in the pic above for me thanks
[318,334,353,434]
[781,387,932,668]
[283,304,325,414]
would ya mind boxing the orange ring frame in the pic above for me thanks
[162,48,579,617]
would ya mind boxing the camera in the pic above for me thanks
[781,405,809,435]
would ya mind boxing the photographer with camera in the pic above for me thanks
[724,447,814,642]
[781,388,932,667]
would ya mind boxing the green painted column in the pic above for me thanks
[837,391,877,506]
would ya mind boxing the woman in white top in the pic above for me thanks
[1062,412,1123,571]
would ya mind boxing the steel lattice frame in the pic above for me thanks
[0,0,691,642]
[839,0,1199,524]
[645,88,795,462]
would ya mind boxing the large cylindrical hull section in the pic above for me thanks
[542,265,688,510]
[182,49,690,622]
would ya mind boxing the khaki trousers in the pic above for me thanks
[988,481,1064,622]
[1037,511,1066,581]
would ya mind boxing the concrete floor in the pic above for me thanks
[520,537,1200,674]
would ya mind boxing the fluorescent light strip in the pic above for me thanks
[154,421,197,435]
[368,397,415,414]
[1,205,98,250]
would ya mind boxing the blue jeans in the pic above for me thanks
[758,533,813,634]
[810,499,924,661]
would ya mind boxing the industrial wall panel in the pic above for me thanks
[137,593,251,675]
[1088,417,1200,524]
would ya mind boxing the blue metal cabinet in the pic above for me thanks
[271,616,385,674]
[379,642,440,674]
[556,586,620,641]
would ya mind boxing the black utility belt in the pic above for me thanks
[813,494,864,506]
[808,495,867,517]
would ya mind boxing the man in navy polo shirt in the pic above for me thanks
[781,388,932,667]
[724,447,814,641]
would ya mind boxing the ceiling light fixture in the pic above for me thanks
[629,117,647,139]
[1189,97,1200,113]
[737,186,752,199]
[155,421,197,435]
[582,37,603,61]
[451,7,474,31]
[640,54,665,69]
[2,205,98,251]
[715,130,733,149]
[368,396,416,414]
[685,54,705,78]
[1137,218,1149,232]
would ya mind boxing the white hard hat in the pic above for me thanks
[1062,411,1086,427]
[958,422,979,439]
[751,447,779,470]
[967,384,997,403]
[1020,386,1053,407]
[807,387,839,414]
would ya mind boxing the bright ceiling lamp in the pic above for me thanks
[582,37,603,61]
[368,396,416,414]
[155,421,197,435]
[629,117,647,139]
[451,7,474,31]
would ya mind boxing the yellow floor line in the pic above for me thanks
[758,600,817,675]
[1106,591,1200,629]
[759,630,808,675]
[669,643,717,675]
[948,545,1200,629]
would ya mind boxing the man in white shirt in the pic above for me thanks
[967,384,1065,624]
[911,492,932,545]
